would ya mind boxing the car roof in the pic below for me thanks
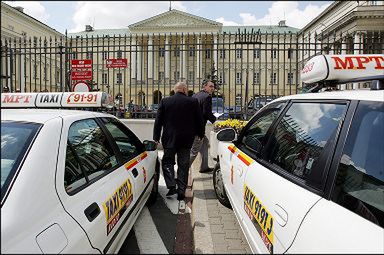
[274,89,384,103]
[1,109,113,124]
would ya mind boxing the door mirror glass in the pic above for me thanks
[143,140,157,151]
[217,128,237,142]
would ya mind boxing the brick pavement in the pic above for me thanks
[191,157,252,254]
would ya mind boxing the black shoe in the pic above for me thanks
[177,191,185,201]
[166,187,177,197]
[199,168,214,173]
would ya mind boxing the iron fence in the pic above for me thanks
[1,30,383,119]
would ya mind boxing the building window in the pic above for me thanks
[174,47,180,57]
[189,47,195,57]
[368,1,377,5]
[56,70,60,84]
[287,72,294,85]
[287,48,293,59]
[102,73,108,84]
[253,72,260,84]
[271,49,277,59]
[86,51,93,59]
[44,66,47,81]
[116,73,122,84]
[33,63,37,79]
[102,51,108,60]
[159,47,165,57]
[174,71,180,81]
[21,31,27,38]
[72,52,77,59]
[253,48,260,59]
[236,49,242,59]
[219,72,225,84]
[117,50,123,59]
[33,36,38,46]
[219,49,226,59]
[188,71,194,81]
[205,49,211,59]
[270,72,277,85]
[158,71,164,81]
[236,72,242,84]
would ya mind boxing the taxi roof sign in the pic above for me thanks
[301,54,384,84]
[1,92,114,108]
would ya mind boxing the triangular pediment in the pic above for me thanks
[129,9,222,30]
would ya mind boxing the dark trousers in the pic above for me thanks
[162,147,190,194]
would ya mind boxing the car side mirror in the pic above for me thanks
[216,128,237,142]
[143,140,157,151]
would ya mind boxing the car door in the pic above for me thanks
[56,116,139,253]
[243,100,349,254]
[100,117,157,201]
[289,100,384,253]
[223,102,288,212]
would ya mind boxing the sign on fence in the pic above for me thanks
[71,59,93,81]
[106,59,128,68]
[71,59,92,69]
[71,70,92,80]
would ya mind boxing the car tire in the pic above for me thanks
[147,157,160,206]
[213,161,232,209]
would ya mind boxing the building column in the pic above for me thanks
[137,44,142,82]
[165,36,170,79]
[213,36,217,68]
[180,37,187,81]
[131,36,136,79]
[148,36,153,79]
[353,32,362,89]
[197,37,201,79]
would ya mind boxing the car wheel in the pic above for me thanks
[147,157,160,206]
[213,162,231,209]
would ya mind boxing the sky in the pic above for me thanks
[3,1,332,34]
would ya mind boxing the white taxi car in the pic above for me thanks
[1,92,160,253]
[213,54,384,253]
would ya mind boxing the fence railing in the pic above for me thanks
[1,30,383,119]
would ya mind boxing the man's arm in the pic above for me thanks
[202,95,217,124]
[153,100,164,142]
[194,99,205,138]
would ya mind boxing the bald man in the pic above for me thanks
[153,82,204,200]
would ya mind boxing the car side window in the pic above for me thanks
[239,102,286,156]
[64,118,119,194]
[332,101,384,227]
[267,102,347,189]
[101,117,144,162]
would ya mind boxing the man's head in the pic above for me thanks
[174,82,188,95]
[202,80,215,95]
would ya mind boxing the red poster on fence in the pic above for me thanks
[71,59,92,69]
[106,59,128,68]
[71,70,92,80]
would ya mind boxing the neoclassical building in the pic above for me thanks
[68,9,299,107]
[1,1,64,92]
[1,1,383,108]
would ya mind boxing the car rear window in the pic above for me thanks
[1,121,41,200]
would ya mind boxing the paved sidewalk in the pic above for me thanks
[191,157,252,254]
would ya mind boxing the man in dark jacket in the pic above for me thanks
[153,82,204,200]
[189,80,217,173]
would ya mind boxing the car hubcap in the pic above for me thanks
[215,169,225,199]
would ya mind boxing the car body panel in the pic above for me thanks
[216,88,384,254]
[1,108,158,253]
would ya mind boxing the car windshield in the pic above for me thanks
[1,121,41,199]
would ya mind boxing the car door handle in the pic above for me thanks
[132,168,138,178]
[84,202,100,222]
[274,203,288,227]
